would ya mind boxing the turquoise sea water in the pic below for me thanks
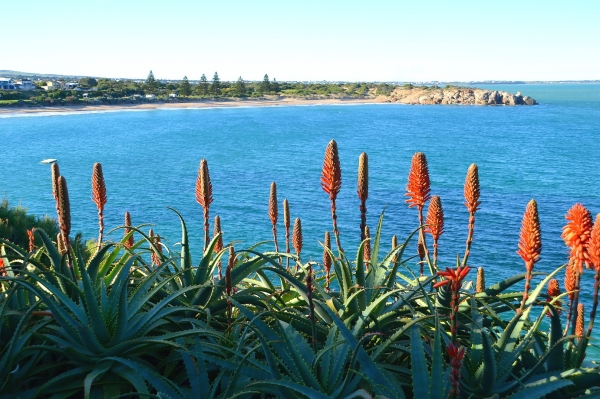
[1,84,600,349]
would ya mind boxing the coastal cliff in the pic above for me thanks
[378,86,537,105]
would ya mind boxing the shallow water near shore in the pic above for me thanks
[1,84,600,356]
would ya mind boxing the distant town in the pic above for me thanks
[0,69,594,108]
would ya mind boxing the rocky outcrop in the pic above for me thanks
[382,87,537,105]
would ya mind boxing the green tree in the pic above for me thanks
[199,74,209,96]
[78,77,98,89]
[145,70,157,93]
[211,72,220,95]
[180,76,191,97]
[234,76,246,97]
[260,74,270,93]
[272,78,280,93]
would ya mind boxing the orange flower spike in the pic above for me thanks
[196,159,213,251]
[405,152,431,211]
[321,140,343,253]
[587,214,600,270]
[562,203,593,274]
[517,199,542,269]
[576,303,585,337]
[464,164,481,214]
[546,279,562,316]
[321,140,342,201]
[27,229,35,252]
[565,263,577,301]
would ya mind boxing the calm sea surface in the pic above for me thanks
[1,84,599,347]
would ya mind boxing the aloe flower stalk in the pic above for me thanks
[148,229,158,266]
[27,229,35,253]
[462,164,480,266]
[517,199,542,312]
[425,195,444,266]
[417,239,425,277]
[576,303,585,338]
[283,199,291,271]
[56,233,67,255]
[225,246,235,327]
[363,225,371,267]
[91,163,107,247]
[51,163,61,216]
[447,342,465,398]
[196,159,213,251]
[306,262,317,352]
[293,217,303,272]
[323,231,332,292]
[321,140,343,253]
[391,235,398,265]
[406,152,433,273]
[269,182,279,253]
[562,203,592,335]
[124,212,134,249]
[57,176,72,269]
[434,265,471,343]
[358,152,368,241]
[546,279,562,317]
[476,267,485,293]
[0,257,5,277]
[586,214,600,337]
[213,215,224,279]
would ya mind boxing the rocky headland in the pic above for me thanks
[379,86,537,105]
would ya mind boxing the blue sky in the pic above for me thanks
[3,0,599,81]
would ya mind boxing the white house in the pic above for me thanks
[169,93,178,98]
[145,94,156,99]
[15,79,34,90]
[65,82,78,90]
[0,78,17,90]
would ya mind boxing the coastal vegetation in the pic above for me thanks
[1,142,597,398]
[0,71,417,107]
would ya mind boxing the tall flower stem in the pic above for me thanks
[196,159,213,252]
[405,152,434,275]
[283,199,291,271]
[462,164,481,267]
[517,199,542,313]
[358,152,368,242]
[323,231,332,292]
[91,163,107,249]
[321,140,343,254]
[293,218,303,273]
[213,215,224,280]
[587,268,600,337]
[269,182,279,253]
[306,263,317,352]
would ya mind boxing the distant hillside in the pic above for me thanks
[0,70,98,80]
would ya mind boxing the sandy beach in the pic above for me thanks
[0,97,385,116]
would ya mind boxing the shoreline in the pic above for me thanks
[0,97,384,116]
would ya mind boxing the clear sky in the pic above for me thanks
[3,0,599,81]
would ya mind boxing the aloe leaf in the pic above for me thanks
[168,207,193,287]
[369,210,385,273]
[524,264,566,307]
[262,266,333,324]
[194,233,220,286]
[477,330,496,394]
[546,303,563,372]
[429,314,444,399]
[85,244,113,282]
[316,301,405,398]
[411,324,430,398]
[386,227,419,290]
[83,360,113,399]
[355,240,367,311]
[504,378,573,399]
[79,258,111,343]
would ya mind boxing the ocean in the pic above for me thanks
[1,84,599,347]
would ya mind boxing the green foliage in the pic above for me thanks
[1,154,598,398]
[179,76,191,97]
[234,76,246,97]
[211,72,221,95]
[0,199,58,249]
